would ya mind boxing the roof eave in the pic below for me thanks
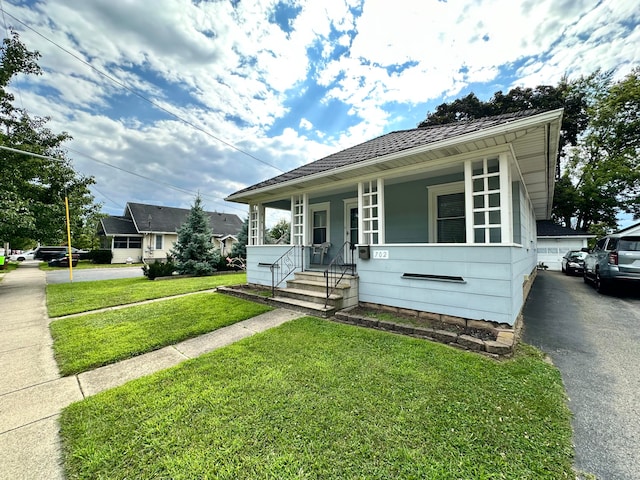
[226,109,564,205]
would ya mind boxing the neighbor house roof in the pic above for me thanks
[617,222,640,235]
[99,216,139,236]
[536,220,595,238]
[225,109,563,219]
[100,203,243,237]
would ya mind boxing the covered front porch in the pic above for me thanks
[242,151,538,326]
[225,109,563,326]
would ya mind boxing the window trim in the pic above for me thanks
[155,234,163,250]
[428,181,465,243]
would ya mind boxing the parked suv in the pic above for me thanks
[583,234,640,292]
[34,246,79,262]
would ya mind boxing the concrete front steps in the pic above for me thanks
[218,271,358,318]
[270,270,358,317]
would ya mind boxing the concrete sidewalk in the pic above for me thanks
[0,264,303,479]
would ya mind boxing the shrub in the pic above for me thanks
[142,259,176,280]
[89,249,113,264]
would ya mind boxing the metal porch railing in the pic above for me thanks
[270,245,304,297]
[324,241,356,307]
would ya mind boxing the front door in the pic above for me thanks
[344,199,358,261]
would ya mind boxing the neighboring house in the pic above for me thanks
[226,109,564,327]
[98,202,243,263]
[536,220,595,271]
[617,222,640,236]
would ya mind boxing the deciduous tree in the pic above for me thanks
[0,31,99,247]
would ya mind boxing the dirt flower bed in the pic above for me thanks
[336,305,515,357]
[348,306,498,341]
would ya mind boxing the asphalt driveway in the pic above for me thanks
[522,270,640,480]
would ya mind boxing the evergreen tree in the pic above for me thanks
[171,195,220,276]
[230,217,248,258]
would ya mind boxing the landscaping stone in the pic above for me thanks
[485,340,512,355]
[441,315,467,328]
[457,334,486,351]
[431,329,458,344]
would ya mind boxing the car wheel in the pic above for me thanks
[595,271,608,293]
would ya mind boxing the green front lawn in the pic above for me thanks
[46,273,247,317]
[60,317,574,479]
[50,292,271,375]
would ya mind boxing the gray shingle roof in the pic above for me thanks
[230,109,546,197]
[536,220,593,237]
[99,216,139,236]
[100,203,243,236]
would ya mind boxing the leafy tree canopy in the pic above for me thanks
[0,31,99,248]
[419,70,640,231]
[267,218,290,244]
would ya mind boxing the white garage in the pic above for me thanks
[536,221,595,271]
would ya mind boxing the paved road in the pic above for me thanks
[46,265,143,283]
[522,270,640,480]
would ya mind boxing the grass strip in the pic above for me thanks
[50,293,271,375]
[60,317,574,479]
[46,273,247,317]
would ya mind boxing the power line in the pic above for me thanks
[1,144,248,215]
[66,147,248,214]
[0,7,285,174]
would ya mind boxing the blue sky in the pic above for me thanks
[2,0,639,227]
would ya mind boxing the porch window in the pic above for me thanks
[429,182,465,243]
[313,211,327,243]
[114,236,142,248]
[437,193,466,243]
[128,237,142,248]
[114,236,128,248]
[309,202,330,244]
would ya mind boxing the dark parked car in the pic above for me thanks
[583,234,640,292]
[47,253,79,267]
[561,250,587,275]
[34,246,82,261]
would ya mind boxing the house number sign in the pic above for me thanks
[372,250,389,259]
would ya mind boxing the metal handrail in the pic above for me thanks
[270,245,304,296]
[324,241,356,307]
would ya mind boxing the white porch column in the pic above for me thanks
[465,154,513,244]
[290,194,308,245]
[358,178,384,245]
[249,203,265,245]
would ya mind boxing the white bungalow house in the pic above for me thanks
[98,202,243,263]
[225,109,563,327]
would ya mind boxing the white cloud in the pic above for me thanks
[1,0,637,221]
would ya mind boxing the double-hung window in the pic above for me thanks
[429,182,465,243]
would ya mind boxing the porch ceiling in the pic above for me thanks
[228,110,562,220]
